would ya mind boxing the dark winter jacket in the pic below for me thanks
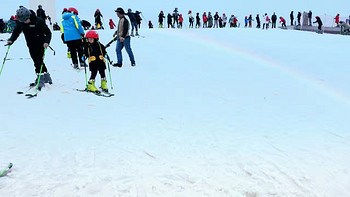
[308,11,312,18]
[290,11,294,20]
[36,8,47,20]
[9,10,51,48]
[313,17,323,26]
[214,13,219,20]
[272,14,277,22]
[167,14,172,23]
[256,15,260,23]
[84,41,107,66]
[135,11,142,24]
[94,11,103,24]
[0,19,5,32]
[126,12,136,22]
[158,13,165,23]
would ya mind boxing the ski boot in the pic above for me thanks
[135,31,139,36]
[73,64,79,70]
[44,73,53,84]
[87,80,99,92]
[101,78,108,92]
[30,74,45,90]
[113,62,122,67]
[131,62,136,67]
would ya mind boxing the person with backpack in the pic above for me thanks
[135,11,142,28]
[113,8,136,67]
[126,9,138,36]
[61,7,86,69]
[84,30,109,93]
[7,7,52,90]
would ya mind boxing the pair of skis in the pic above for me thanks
[0,163,13,177]
[76,88,114,97]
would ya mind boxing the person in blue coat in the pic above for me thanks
[61,7,86,69]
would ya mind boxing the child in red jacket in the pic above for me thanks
[179,14,183,28]
[109,19,116,29]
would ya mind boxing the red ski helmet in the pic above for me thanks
[223,13,225,15]
[189,10,192,13]
[161,11,163,13]
[68,7,78,15]
[10,15,15,20]
[86,30,99,39]
[97,9,100,12]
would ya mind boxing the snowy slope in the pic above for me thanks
[0,28,350,196]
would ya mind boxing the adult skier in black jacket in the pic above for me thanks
[313,16,323,30]
[7,7,52,89]
[167,13,173,28]
[290,11,294,26]
[297,12,301,25]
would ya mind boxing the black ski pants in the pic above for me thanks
[29,45,48,74]
[67,39,84,65]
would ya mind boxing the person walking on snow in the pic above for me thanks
[229,15,234,27]
[7,6,52,90]
[109,19,116,29]
[84,30,109,93]
[244,16,248,27]
[167,13,173,28]
[61,7,86,69]
[126,9,138,36]
[334,14,340,27]
[113,8,136,67]
[173,8,179,28]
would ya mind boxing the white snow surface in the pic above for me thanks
[0,28,350,196]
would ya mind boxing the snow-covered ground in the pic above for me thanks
[0,28,350,196]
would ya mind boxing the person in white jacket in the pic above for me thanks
[222,13,227,27]
[188,10,194,28]
[263,13,270,29]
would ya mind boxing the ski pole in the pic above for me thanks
[105,53,113,90]
[0,45,11,79]
[0,163,13,177]
[105,36,118,48]
[48,46,56,55]
[83,55,88,90]
[26,48,47,98]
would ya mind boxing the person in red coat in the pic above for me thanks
[334,14,340,26]
[279,17,286,29]
[202,12,208,28]
[179,14,184,28]
[109,19,116,29]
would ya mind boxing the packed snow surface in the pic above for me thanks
[0,28,350,196]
